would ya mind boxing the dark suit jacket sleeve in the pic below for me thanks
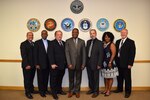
[34,41,39,66]
[128,40,136,66]
[97,41,103,66]
[65,40,71,65]
[82,40,86,66]
[48,41,55,65]
[20,42,29,68]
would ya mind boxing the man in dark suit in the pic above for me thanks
[48,30,67,100]
[34,30,50,97]
[65,28,86,98]
[86,29,103,98]
[114,29,136,98]
[20,32,37,99]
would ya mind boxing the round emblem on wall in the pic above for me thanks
[27,18,40,32]
[96,18,109,32]
[70,0,84,14]
[44,18,57,31]
[61,18,74,32]
[79,18,92,32]
[114,19,126,32]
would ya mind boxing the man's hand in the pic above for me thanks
[81,65,85,70]
[25,65,31,70]
[36,65,40,69]
[68,64,73,69]
[51,64,58,69]
[128,65,132,69]
[97,66,101,69]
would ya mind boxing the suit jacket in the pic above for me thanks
[115,38,136,68]
[65,38,86,70]
[34,39,50,69]
[48,39,67,70]
[86,38,103,70]
[20,40,34,69]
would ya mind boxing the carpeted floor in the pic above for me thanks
[0,90,150,100]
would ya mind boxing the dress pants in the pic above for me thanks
[68,68,82,93]
[37,67,49,94]
[87,66,99,93]
[22,67,36,94]
[117,67,132,94]
[50,68,65,94]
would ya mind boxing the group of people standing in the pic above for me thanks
[20,28,136,99]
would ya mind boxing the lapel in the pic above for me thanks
[54,39,59,46]
[26,40,30,46]
[117,39,121,48]
[26,40,34,48]
[40,39,47,53]
[87,39,91,50]
[91,38,97,51]
[55,39,65,48]
[88,38,97,56]
[71,38,77,49]
[76,38,81,49]
[121,38,128,49]
[62,41,65,47]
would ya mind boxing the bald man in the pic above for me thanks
[114,29,136,98]
[20,32,36,99]
[65,28,86,98]
[34,30,50,97]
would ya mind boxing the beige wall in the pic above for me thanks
[0,0,150,87]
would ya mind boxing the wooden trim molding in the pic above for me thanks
[0,59,150,63]
[134,60,150,63]
[0,59,21,63]
[0,86,150,91]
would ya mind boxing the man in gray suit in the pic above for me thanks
[65,28,86,98]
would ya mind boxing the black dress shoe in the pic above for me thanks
[86,90,93,94]
[92,92,99,98]
[31,90,39,94]
[113,90,123,93]
[25,93,33,99]
[40,93,46,97]
[125,93,131,98]
[52,94,58,99]
[58,91,67,95]
[45,90,51,94]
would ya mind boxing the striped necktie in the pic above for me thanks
[118,39,124,57]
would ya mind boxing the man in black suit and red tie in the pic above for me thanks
[20,32,37,99]
[48,30,67,100]
[34,30,50,97]
[114,29,136,98]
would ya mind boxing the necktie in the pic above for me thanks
[59,41,63,46]
[120,39,124,48]
[118,39,124,57]
[88,40,93,57]
[74,38,77,48]
[30,42,34,46]
[43,40,48,53]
